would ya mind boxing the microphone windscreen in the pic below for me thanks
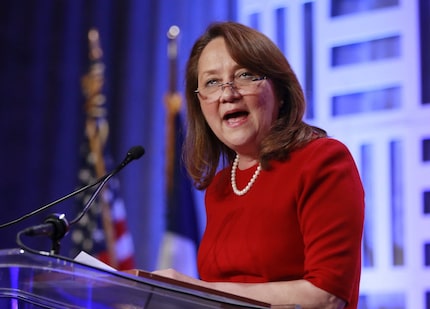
[128,145,145,160]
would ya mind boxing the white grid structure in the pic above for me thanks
[237,1,430,308]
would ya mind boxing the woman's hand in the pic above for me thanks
[151,268,208,287]
[152,269,345,309]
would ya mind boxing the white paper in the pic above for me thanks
[74,251,117,272]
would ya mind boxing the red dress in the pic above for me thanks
[197,138,364,308]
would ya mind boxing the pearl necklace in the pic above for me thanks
[230,154,262,196]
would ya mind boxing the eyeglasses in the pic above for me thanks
[194,71,267,102]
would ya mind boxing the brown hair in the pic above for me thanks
[184,21,326,190]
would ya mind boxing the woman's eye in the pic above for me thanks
[237,71,255,79]
[205,79,220,88]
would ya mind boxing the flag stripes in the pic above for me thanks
[70,142,135,270]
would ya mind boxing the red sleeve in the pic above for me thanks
[298,138,364,306]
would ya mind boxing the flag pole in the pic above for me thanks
[81,28,118,268]
[165,25,182,195]
[158,25,182,270]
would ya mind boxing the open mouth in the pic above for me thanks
[223,110,249,121]
[223,110,249,126]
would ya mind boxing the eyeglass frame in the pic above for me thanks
[193,74,267,99]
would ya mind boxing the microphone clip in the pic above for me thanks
[23,213,69,255]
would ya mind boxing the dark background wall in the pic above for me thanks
[0,0,236,270]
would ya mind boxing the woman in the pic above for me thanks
[155,21,364,309]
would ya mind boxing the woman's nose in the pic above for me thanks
[219,82,240,102]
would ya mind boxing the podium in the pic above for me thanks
[0,248,280,308]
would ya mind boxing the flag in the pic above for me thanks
[70,141,135,270]
[69,28,135,270]
[157,110,201,277]
[157,25,201,277]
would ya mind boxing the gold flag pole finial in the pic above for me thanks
[88,28,103,61]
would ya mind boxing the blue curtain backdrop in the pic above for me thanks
[0,0,236,271]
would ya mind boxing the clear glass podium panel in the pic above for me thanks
[0,248,277,309]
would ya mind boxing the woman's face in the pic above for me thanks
[196,37,280,157]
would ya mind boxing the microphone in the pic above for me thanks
[19,212,70,255]
[15,145,145,255]
[0,145,145,230]
[69,145,144,226]
[111,145,145,173]
[22,213,69,238]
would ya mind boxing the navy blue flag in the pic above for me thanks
[158,112,200,277]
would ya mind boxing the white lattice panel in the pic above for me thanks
[237,1,430,308]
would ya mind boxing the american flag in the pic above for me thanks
[70,28,135,270]
[70,141,135,270]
